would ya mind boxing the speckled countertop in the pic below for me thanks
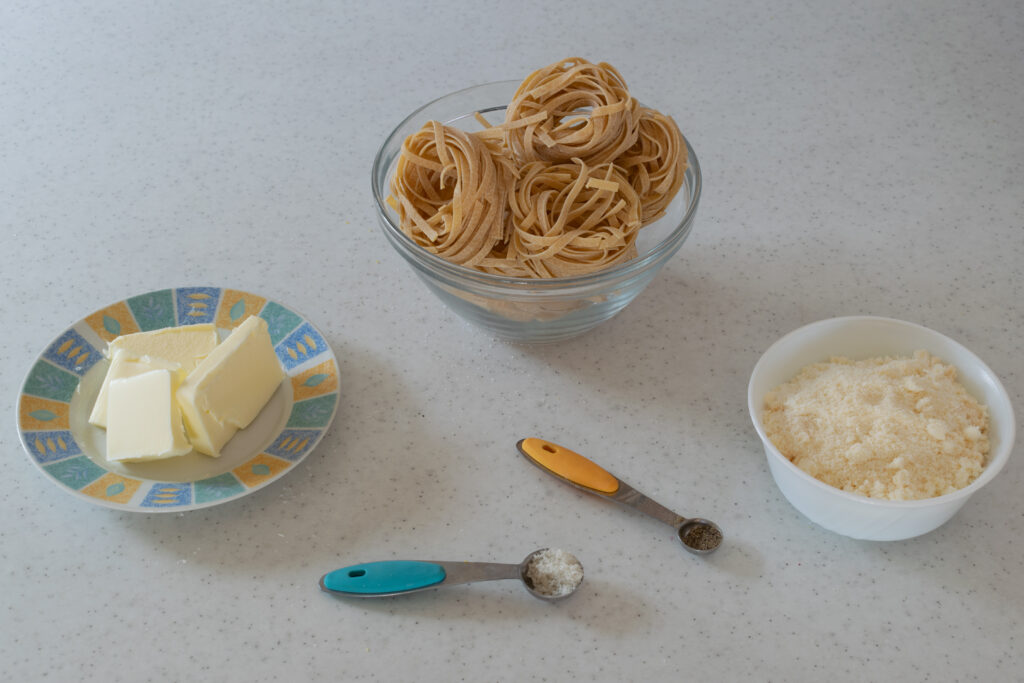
[3,1,1022,680]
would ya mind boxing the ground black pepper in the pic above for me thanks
[682,523,722,551]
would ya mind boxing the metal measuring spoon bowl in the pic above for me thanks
[319,548,583,601]
[677,518,724,554]
[518,438,724,556]
[518,548,584,601]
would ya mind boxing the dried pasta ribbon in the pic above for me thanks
[508,160,642,278]
[503,57,640,166]
[618,107,688,225]
[476,240,535,278]
[387,122,509,267]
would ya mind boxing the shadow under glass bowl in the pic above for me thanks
[371,80,702,343]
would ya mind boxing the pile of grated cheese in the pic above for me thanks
[763,350,990,501]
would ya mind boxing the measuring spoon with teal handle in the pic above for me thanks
[320,548,582,601]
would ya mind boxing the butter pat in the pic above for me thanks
[92,325,219,427]
[106,324,219,370]
[177,316,284,457]
[106,369,192,462]
[88,351,184,428]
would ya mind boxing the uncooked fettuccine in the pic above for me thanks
[387,58,687,279]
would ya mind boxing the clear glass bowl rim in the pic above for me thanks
[370,79,702,291]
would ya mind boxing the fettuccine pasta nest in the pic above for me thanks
[619,107,688,225]
[510,161,641,278]
[387,57,688,279]
[503,57,639,166]
[387,121,511,268]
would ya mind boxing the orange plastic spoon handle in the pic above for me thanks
[517,438,620,495]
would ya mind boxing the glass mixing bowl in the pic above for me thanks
[371,81,701,343]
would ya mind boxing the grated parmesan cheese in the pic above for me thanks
[763,350,990,501]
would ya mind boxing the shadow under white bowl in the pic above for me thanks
[748,316,1015,541]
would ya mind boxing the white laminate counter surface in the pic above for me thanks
[3,1,1022,680]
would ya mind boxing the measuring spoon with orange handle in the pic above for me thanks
[517,438,723,555]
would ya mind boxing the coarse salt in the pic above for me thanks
[524,548,583,597]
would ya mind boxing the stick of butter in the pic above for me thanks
[176,316,284,457]
[107,369,193,462]
[91,324,220,428]
[88,351,184,428]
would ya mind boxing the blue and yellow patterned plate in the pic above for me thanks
[17,287,339,512]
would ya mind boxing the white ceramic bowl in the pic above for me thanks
[748,316,1015,541]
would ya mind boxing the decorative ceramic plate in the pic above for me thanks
[17,287,339,512]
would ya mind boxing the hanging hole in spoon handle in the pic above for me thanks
[677,519,723,554]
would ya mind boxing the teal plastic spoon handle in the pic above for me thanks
[321,561,446,595]
[320,559,524,598]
